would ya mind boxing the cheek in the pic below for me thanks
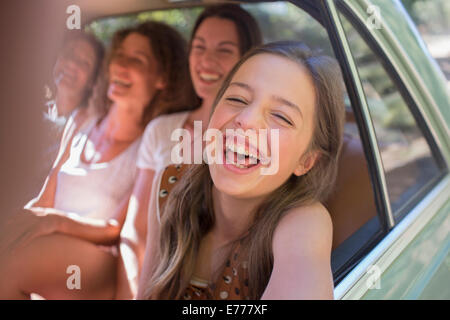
[221,56,240,74]
[189,54,200,83]
[188,52,196,67]
[53,58,65,77]
[274,134,306,174]
[132,68,153,88]
[78,69,91,85]
[208,105,235,130]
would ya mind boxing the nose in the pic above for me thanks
[63,50,86,70]
[200,48,219,69]
[233,103,265,131]
[110,55,130,76]
[113,55,129,69]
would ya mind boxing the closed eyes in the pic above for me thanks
[225,97,247,105]
[225,96,294,126]
[272,113,293,126]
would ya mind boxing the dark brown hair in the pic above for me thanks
[57,30,105,108]
[190,4,263,55]
[91,21,198,126]
[144,41,346,300]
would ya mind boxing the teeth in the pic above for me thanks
[199,72,220,81]
[112,77,131,87]
[225,140,260,161]
[236,145,247,157]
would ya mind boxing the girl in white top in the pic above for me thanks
[117,4,262,299]
[40,31,104,186]
[0,21,196,299]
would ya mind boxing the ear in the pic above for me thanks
[155,75,167,90]
[293,151,320,176]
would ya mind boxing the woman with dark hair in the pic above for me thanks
[47,30,104,122]
[41,31,104,179]
[0,21,196,299]
[117,4,262,298]
[138,41,346,300]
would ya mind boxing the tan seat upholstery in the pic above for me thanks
[325,133,377,250]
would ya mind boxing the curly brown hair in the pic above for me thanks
[91,21,199,126]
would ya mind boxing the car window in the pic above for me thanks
[338,11,444,221]
[87,2,335,57]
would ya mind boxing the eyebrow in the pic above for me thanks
[134,50,151,60]
[229,82,303,118]
[192,37,239,47]
[229,82,253,91]
[273,95,303,118]
[218,41,239,47]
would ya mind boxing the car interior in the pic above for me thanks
[8,0,383,287]
[3,0,448,302]
[81,0,383,285]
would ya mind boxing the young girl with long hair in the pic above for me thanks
[139,41,346,300]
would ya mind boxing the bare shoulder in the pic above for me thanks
[263,202,334,299]
[272,202,333,257]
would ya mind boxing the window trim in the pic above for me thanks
[323,0,450,299]
[335,0,448,223]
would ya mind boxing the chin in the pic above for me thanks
[107,91,125,103]
[196,86,219,101]
[210,166,259,199]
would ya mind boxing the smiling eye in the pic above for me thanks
[272,113,293,126]
[218,48,233,54]
[131,57,144,64]
[225,97,247,105]
[192,45,205,51]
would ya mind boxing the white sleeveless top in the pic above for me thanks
[54,118,141,220]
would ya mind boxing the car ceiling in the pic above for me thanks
[76,0,243,24]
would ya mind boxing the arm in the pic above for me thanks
[261,202,334,300]
[8,196,127,251]
[115,168,155,299]
[33,189,130,246]
[25,109,88,209]
[135,169,161,300]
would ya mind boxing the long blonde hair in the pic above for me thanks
[144,41,346,299]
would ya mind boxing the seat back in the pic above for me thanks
[325,133,377,250]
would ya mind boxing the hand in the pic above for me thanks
[0,208,59,257]
[33,207,122,246]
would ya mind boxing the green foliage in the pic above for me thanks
[86,2,333,56]
[401,0,450,34]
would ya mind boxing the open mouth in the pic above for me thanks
[222,134,267,173]
[198,71,221,84]
[110,76,132,88]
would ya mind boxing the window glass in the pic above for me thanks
[339,12,442,217]
[401,0,450,90]
[87,2,334,57]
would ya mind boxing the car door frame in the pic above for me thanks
[317,0,450,299]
